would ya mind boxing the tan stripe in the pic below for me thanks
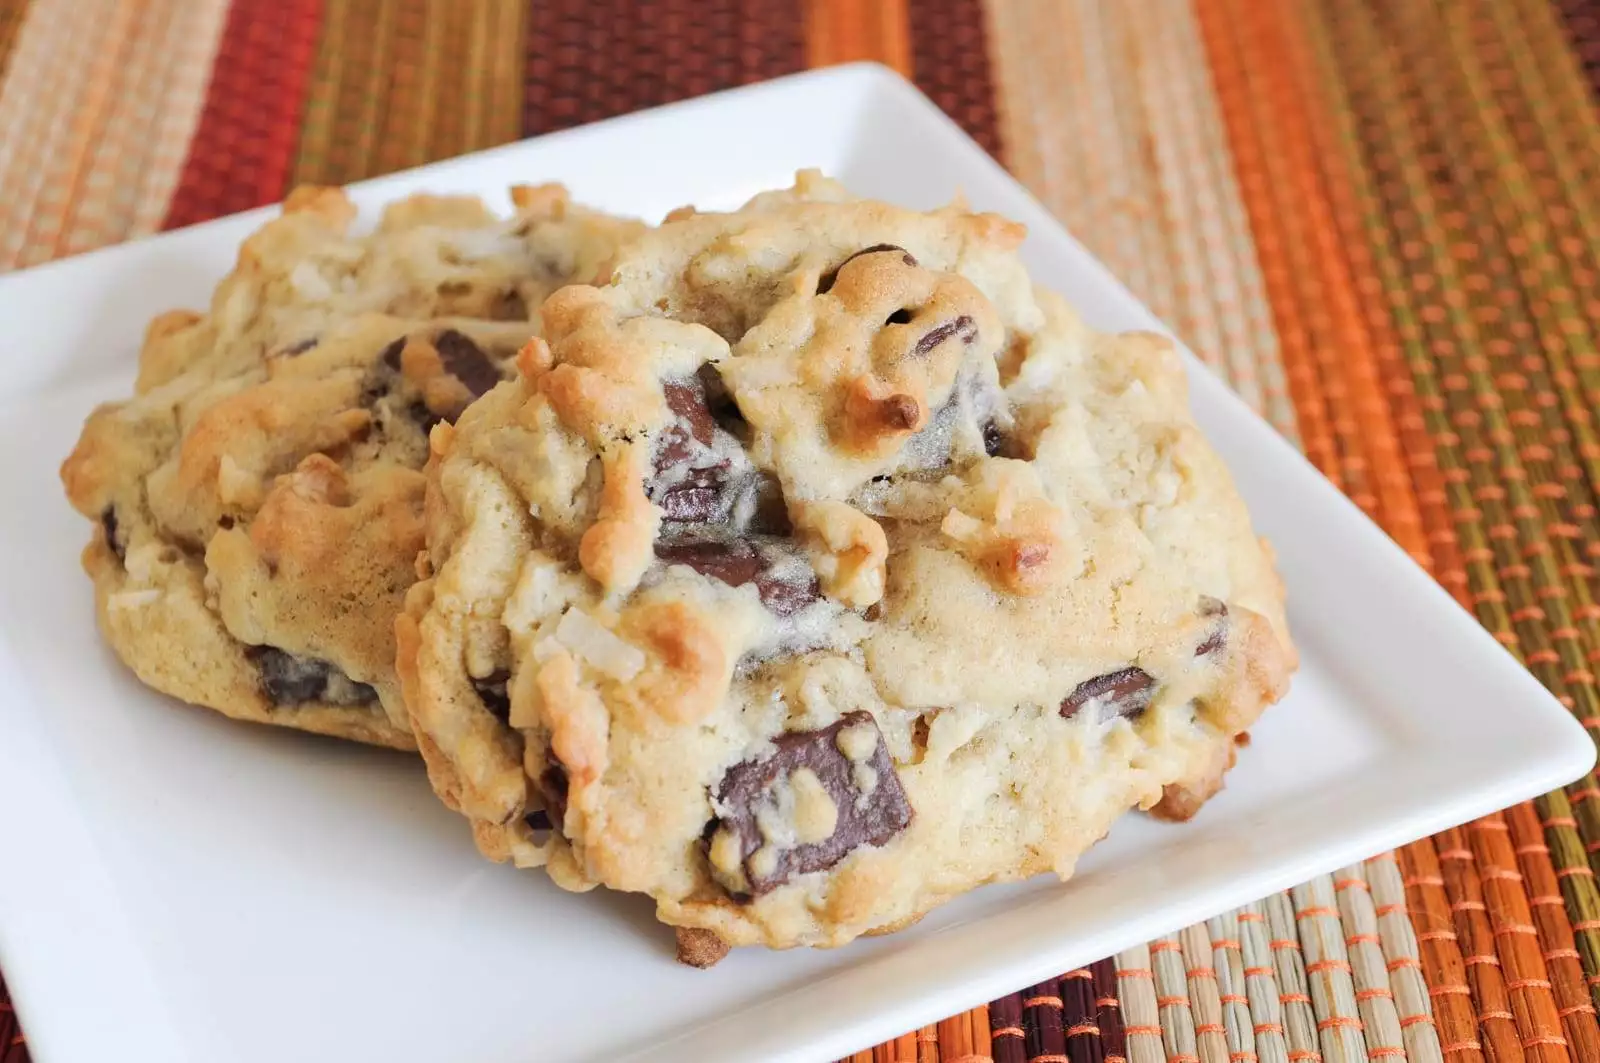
[484,0,525,147]
[424,0,469,162]
[125,0,229,234]
[13,0,141,267]
[983,0,1295,436]
[1078,0,1163,314]
[55,0,227,255]
[1164,1,1298,438]
[460,0,489,154]
[806,0,912,76]
[0,0,87,259]
[49,0,174,258]
[986,0,1104,254]
[0,0,124,269]
[1125,6,1249,393]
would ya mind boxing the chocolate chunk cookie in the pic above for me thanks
[61,185,645,748]
[397,171,1296,953]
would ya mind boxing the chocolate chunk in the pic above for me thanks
[524,809,553,832]
[652,374,740,524]
[742,472,792,536]
[471,670,511,720]
[407,400,445,434]
[1196,598,1228,657]
[656,466,731,523]
[490,288,528,321]
[817,244,918,294]
[695,362,745,437]
[379,337,407,371]
[755,573,821,618]
[654,378,720,475]
[655,537,766,588]
[279,337,319,357]
[655,536,818,616]
[1060,667,1156,720]
[245,646,379,707]
[663,380,716,448]
[981,419,1005,457]
[911,314,978,358]
[100,507,124,562]
[435,329,501,397]
[540,763,569,831]
[706,711,912,896]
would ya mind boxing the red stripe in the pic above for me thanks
[522,0,805,138]
[164,0,325,229]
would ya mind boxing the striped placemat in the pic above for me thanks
[3,1,1600,1060]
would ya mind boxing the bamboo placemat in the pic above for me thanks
[2,1,1599,1060]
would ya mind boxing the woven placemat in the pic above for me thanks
[3,1,1600,1060]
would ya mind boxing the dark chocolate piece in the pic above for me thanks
[707,711,912,895]
[100,507,124,562]
[407,400,445,434]
[695,363,746,438]
[540,763,569,832]
[379,337,407,371]
[817,244,918,294]
[1060,667,1156,720]
[245,646,379,707]
[663,380,716,448]
[656,466,731,523]
[1196,597,1228,657]
[435,329,501,397]
[742,472,792,536]
[651,374,736,523]
[654,536,818,616]
[911,314,978,358]
[981,419,1005,457]
[471,670,511,720]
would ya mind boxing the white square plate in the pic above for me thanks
[0,64,1590,1063]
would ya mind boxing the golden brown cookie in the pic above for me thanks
[62,185,645,748]
[399,171,1296,951]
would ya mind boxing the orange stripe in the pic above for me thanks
[1193,0,1342,483]
[804,0,911,76]
[1257,0,1428,542]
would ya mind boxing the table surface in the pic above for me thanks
[4,1,1600,1061]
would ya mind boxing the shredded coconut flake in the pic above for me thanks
[108,588,162,610]
[289,260,335,299]
[555,609,645,681]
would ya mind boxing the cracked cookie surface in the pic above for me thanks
[399,171,1296,950]
[62,185,644,748]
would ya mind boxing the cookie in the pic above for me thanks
[398,171,1296,953]
[61,186,645,749]
[133,183,642,391]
